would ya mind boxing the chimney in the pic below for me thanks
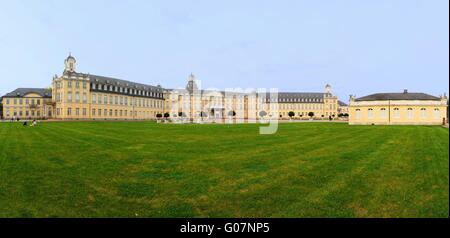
[403,89,408,94]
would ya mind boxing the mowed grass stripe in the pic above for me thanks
[0,122,447,217]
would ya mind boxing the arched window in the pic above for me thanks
[380,108,387,118]
[393,108,400,118]
[367,108,374,119]
[433,108,440,119]
[420,108,427,119]
[407,108,413,119]
[355,109,361,120]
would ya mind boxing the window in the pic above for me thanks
[104,96,107,104]
[109,96,113,104]
[355,109,361,120]
[367,108,373,119]
[76,108,80,116]
[75,92,80,102]
[92,94,97,103]
[67,108,72,116]
[68,92,72,102]
[420,108,427,119]
[68,81,72,88]
[82,82,86,89]
[433,108,440,119]
[98,109,101,116]
[407,108,413,119]
[76,81,80,88]
[37,99,40,105]
[6,99,9,104]
[104,109,107,116]
[82,108,86,116]
[82,93,87,103]
[393,108,400,118]
[109,109,113,116]
[92,108,96,116]
[380,108,387,118]
[19,99,23,105]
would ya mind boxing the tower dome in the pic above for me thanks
[325,84,331,94]
[186,73,199,93]
[64,53,76,73]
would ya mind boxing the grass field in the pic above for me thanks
[0,121,448,218]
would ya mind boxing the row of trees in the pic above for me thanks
[155,111,349,119]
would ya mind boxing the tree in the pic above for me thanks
[344,113,349,117]
[178,112,186,117]
[259,110,267,118]
[0,101,3,119]
[156,113,162,119]
[288,111,295,118]
[338,113,344,117]
[228,110,236,117]
[164,112,170,119]
[308,112,314,118]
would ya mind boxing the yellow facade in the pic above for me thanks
[51,55,165,120]
[165,76,340,121]
[349,94,447,125]
[52,76,164,120]
[2,90,53,119]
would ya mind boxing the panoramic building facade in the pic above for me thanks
[1,55,343,121]
[348,90,448,125]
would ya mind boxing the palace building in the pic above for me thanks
[1,54,345,122]
[348,90,448,125]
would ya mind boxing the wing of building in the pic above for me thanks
[348,90,448,125]
[1,88,53,119]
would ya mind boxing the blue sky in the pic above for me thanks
[0,0,448,101]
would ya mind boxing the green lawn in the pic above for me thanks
[0,121,448,218]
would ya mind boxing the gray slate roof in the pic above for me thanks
[3,88,52,98]
[338,100,348,106]
[64,71,163,92]
[355,92,440,101]
[265,92,329,103]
